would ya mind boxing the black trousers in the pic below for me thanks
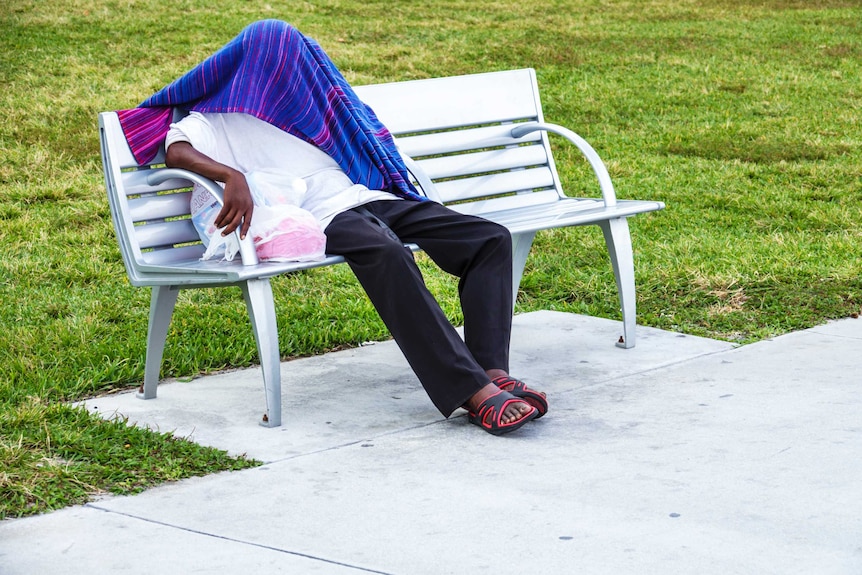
[324,199,513,416]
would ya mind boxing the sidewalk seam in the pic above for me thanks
[83,504,398,575]
[572,344,740,392]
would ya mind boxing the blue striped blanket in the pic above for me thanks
[117,19,422,201]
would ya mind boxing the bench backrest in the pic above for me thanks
[99,109,208,279]
[354,68,564,215]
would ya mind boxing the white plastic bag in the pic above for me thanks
[190,188,239,261]
[190,169,326,263]
[245,169,307,207]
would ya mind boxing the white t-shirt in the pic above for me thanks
[165,112,398,229]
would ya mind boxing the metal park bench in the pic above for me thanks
[98,68,664,428]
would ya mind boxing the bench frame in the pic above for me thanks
[99,68,664,427]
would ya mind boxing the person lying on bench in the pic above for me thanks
[117,19,548,436]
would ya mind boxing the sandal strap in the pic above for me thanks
[491,375,525,392]
[491,375,548,418]
[468,389,537,436]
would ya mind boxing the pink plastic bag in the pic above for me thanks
[251,204,326,262]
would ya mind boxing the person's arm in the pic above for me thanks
[165,141,254,240]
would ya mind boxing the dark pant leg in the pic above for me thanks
[362,200,514,373]
[324,202,492,416]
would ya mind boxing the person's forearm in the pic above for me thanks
[165,141,254,239]
[165,141,240,184]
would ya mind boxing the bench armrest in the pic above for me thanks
[510,122,618,207]
[146,168,260,266]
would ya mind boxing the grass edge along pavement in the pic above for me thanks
[2,0,861,518]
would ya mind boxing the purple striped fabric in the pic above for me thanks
[115,107,173,164]
[117,20,423,201]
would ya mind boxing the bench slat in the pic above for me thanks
[122,170,194,196]
[135,220,200,249]
[394,124,542,157]
[128,192,193,223]
[416,145,549,181]
[448,189,562,216]
[482,198,604,224]
[141,244,207,265]
[484,199,665,234]
[432,167,556,204]
[355,69,542,134]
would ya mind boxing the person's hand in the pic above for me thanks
[164,142,253,238]
[215,170,254,239]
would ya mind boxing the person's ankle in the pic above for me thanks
[485,368,508,380]
[465,382,499,412]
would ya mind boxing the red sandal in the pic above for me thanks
[492,375,548,419]
[467,389,538,436]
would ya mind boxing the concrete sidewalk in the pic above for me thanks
[1,311,860,574]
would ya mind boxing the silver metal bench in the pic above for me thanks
[98,68,664,427]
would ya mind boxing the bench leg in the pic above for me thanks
[599,217,637,349]
[139,285,181,400]
[240,278,282,428]
[511,231,537,309]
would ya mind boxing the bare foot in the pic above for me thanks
[465,383,534,424]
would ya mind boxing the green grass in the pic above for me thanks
[2,0,860,518]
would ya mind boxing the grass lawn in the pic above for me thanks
[1,0,860,518]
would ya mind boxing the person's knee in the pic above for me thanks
[484,222,512,256]
[493,222,512,243]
